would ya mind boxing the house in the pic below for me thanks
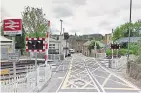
[48,38,61,54]
[68,38,87,53]
[82,41,91,56]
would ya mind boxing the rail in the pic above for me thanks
[1,64,52,92]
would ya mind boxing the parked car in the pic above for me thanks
[69,49,75,54]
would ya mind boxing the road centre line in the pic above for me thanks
[83,59,101,92]
[84,58,106,93]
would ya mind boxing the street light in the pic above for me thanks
[60,19,63,35]
[127,0,132,60]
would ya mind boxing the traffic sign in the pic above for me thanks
[8,53,19,61]
[3,19,22,36]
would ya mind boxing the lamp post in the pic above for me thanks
[60,19,63,35]
[127,0,132,60]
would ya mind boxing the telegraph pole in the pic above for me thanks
[127,0,132,60]
[111,29,114,67]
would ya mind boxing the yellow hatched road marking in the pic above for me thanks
[61,58,73,89]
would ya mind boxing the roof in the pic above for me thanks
[0,36,12,42]
[83,41,91,46]
[115,37,141,43]
[49,38,60,42]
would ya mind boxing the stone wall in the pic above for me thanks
[127,61,141,83]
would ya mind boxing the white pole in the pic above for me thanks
[12,37,17,92]
[35,52,38,87]
[45,21,50,66]
[94,41,97,58]
[45,21,50,81]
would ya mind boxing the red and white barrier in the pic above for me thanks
[44,21,50,63]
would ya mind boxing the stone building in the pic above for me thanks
[104,33,112,45]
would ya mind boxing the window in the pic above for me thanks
[49,44,55,46]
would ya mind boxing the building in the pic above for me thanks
[0,36,12,60]
[82,40,105,57]
[68,35,87,53]
[48,38,61,54]
[81,34,104,40]
[82,41,91,56]
[104,33,112,45]
[71,39,87,53]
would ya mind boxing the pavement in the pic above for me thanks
[40,54,141,93]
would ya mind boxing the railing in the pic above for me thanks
[1,64,52,92]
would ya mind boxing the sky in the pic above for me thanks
[1,0,141,35]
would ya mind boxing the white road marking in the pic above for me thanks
[104,87,141,90]
[97,61,140,90]
[58,58,73,90]
[87,68,106,93]
[83,59,101,92]
[91,67,100,73]
[102,74,112,87]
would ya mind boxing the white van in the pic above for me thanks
[69,49,75,54]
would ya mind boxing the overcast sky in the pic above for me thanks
[1,0,141,35]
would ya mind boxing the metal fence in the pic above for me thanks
[1,64,52,92]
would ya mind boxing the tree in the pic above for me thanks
[113,20,141,41]
[15,26,25,55]
[0,25,4,36]
[22,6,48,38]
[88,40,100,53]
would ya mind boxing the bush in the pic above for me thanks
[106,48,134,56]
[106,49,117,56]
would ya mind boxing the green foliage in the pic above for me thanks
[106,49,117,56]
[0,25,4,36]
[137,39,141,63]
[129,43,138,55]
[106,48,134,56]
[15,27,26,55]
[113,20,141,41]
[22,6,48,38]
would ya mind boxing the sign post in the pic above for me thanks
[8,52,19,92]
[3,19,22,92]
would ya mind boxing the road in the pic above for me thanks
[40,54,141,93]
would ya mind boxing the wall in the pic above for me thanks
[82,46,90,56]
[127,61,141,84]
